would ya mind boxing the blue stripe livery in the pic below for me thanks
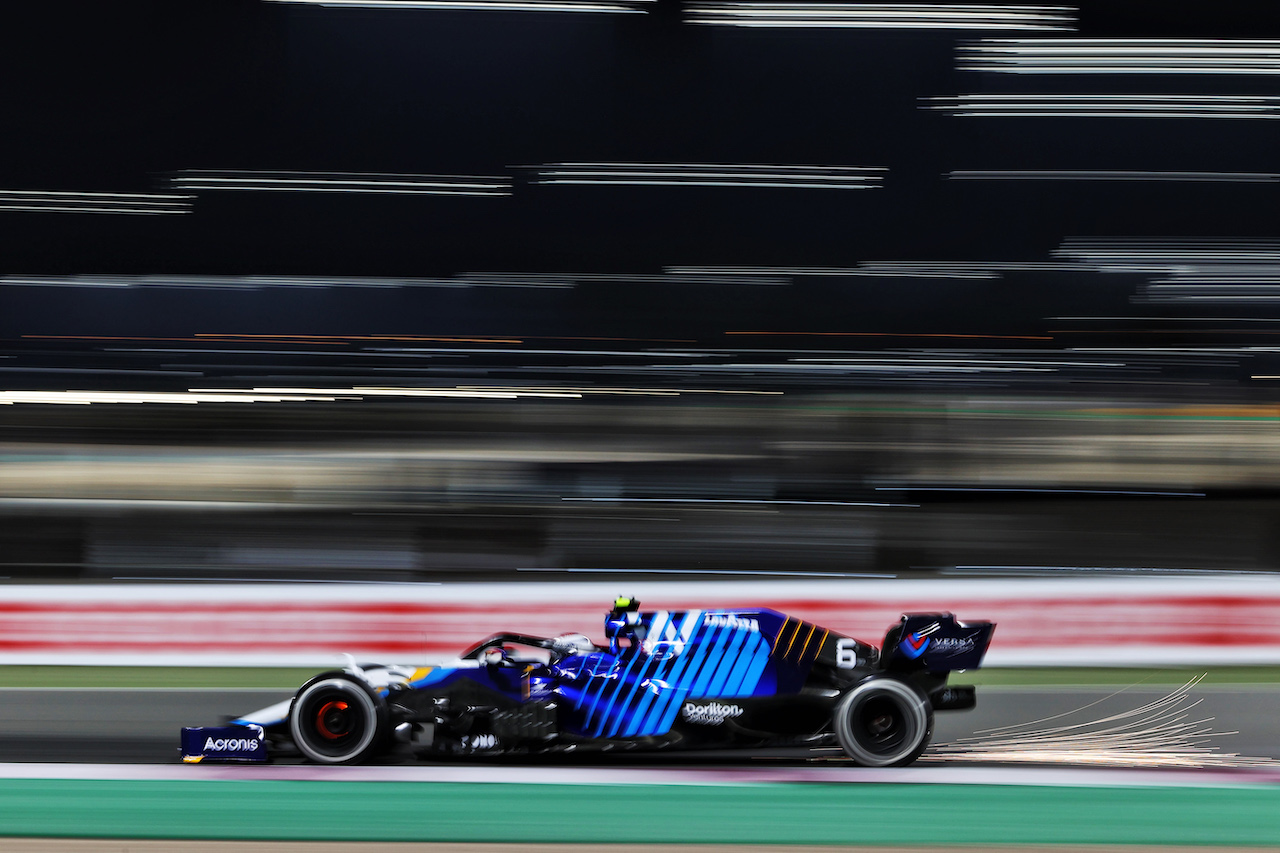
[558,609,780,739]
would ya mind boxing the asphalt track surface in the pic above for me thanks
[2,685,1279,849]
[0,684,1276,766]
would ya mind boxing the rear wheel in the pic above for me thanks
[289,672,388,765]
[833,677,932,767]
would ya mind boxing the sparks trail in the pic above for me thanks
[928,676,1278,768]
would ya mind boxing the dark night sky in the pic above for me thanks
[3,0,1280,383]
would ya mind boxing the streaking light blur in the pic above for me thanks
[0,190,192,215]
[531,163,886,190]
[686,3,1075,30]
[266,0,654,12]
[172,170,511,196]
[959,39,1280,75]
[927,94,1280,118]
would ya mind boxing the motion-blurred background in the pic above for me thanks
[3,0,1279,585]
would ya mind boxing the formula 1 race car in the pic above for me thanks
[182,598,994,767]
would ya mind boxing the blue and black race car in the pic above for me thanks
[183,597,994,767]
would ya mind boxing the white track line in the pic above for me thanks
[3,763,1279,788]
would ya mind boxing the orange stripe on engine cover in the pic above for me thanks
[812,629,830,661]
[797,623,818,661]
[793,622,824,660]
[783,621,804,658]
[772,617,792,653]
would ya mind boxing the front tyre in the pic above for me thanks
[833,677,932,767]
[289,672,389,765]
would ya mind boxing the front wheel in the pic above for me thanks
[833,677,932,767]
[289,672,389,765]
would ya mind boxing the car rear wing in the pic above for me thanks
[880,613,995,673]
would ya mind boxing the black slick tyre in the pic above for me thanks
[833,677,932,767]
[288,671,389,765]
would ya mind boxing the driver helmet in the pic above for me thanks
[606,596,642,650]
[481,645,509,666]
[611,595,639,613]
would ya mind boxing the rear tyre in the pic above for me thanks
[289,672,389,765]
[833,677,932,767]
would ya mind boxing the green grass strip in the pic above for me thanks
[1,780,1279,844]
